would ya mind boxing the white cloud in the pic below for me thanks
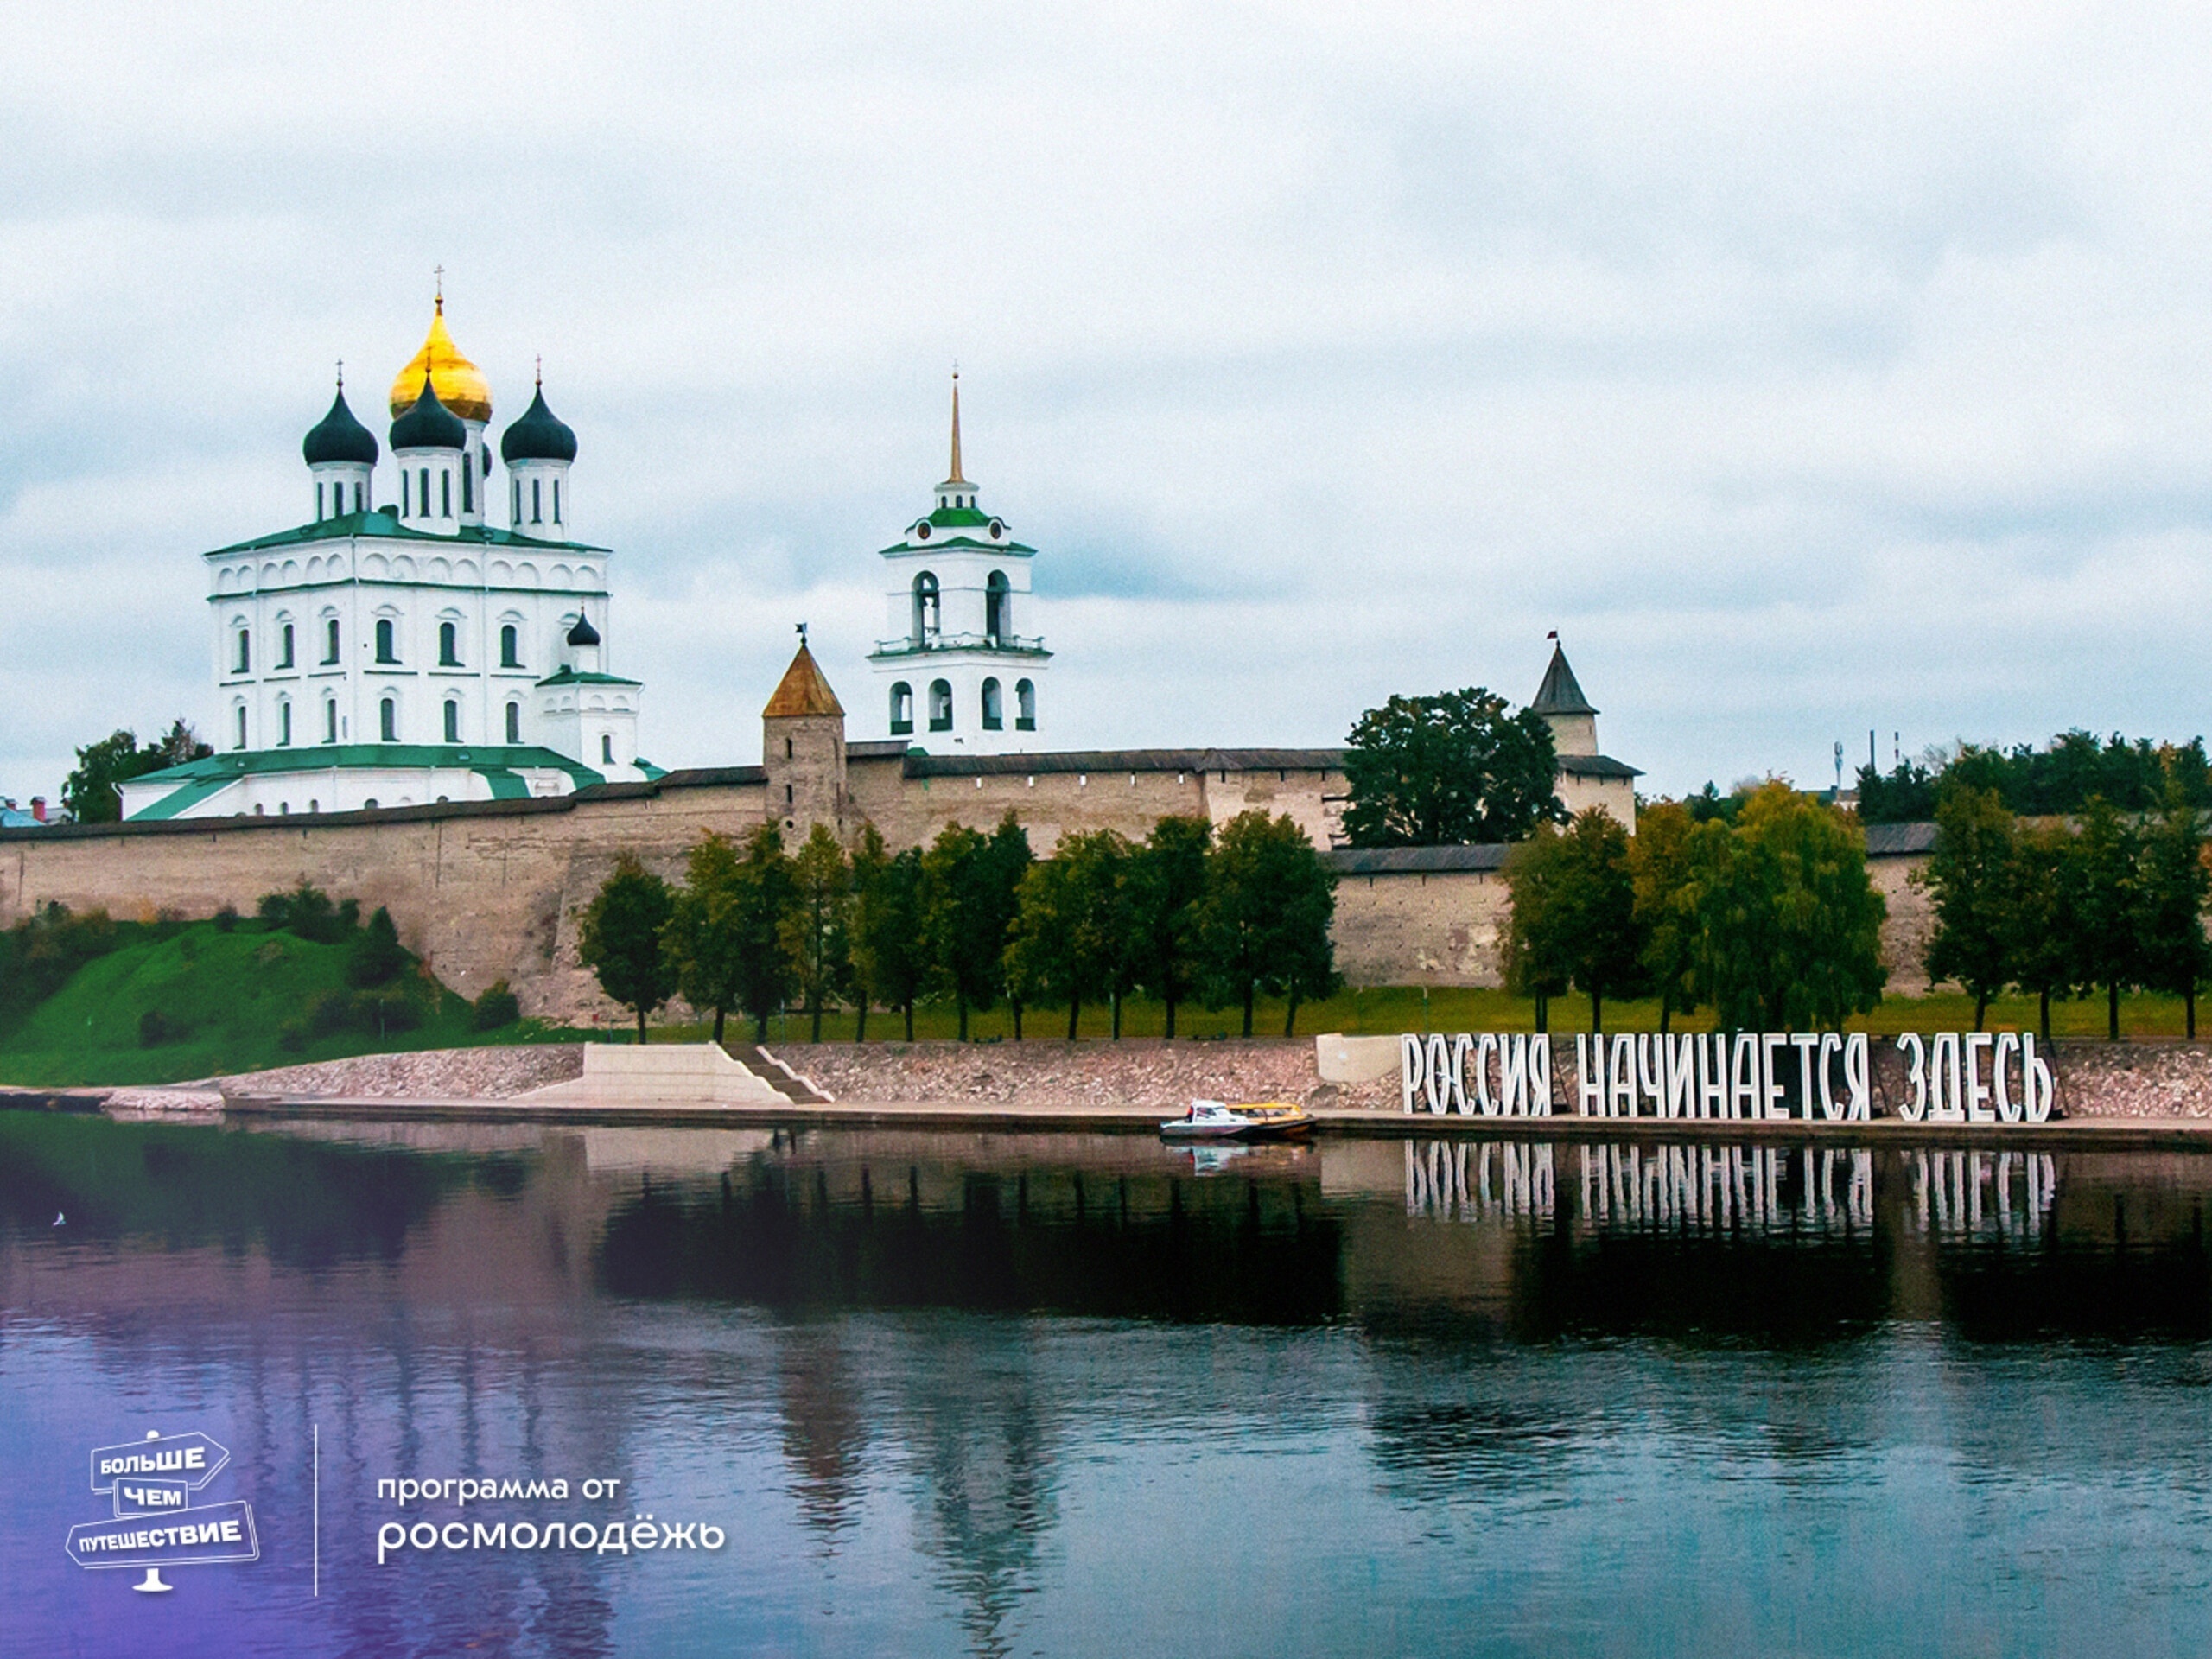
[3,1,2212,802]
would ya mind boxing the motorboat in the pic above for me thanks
[1159,1099,1315,1141]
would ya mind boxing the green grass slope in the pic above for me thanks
[0,922,527,1087]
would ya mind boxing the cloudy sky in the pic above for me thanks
[5,1,2212,802]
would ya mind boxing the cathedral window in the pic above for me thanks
[324,699,337,743]
[324,619,340,664]
[552,480,561,523]
[500,624,520,667]
[1016,678,1036,731]
[375,619,397,664]
[315,484,325,521]
[890,682,913,735]
[986,572,1009,643]
[603,734,615,764]
[443,700,460,743]
[439,621,460,666]
[982,677,1002,730]
[531,479,542,524]
[379,697,397,742]
[401,473,410,516]
[913,573,941,643]
[278,702,292,746]
[441,469,452,518]
[461,461,473,514]
[234,705,246,749]
[928,679,952,732]
[234,629,250,674]
[278,623,295,670]
[512,480,521,523]
[505,702,522,743]
[419,468,430,517]
[353,482,365,512]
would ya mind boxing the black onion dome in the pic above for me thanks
[501,385,578,463]
[390,375,467,451]
[303,385,378,467]
[567,613,601,647]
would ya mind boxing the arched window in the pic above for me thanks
[375,618,397,664]
[324,617,340,664]
[531,479,543,524]
[552,480,561,523]
[985,571,1009,643]
[928,678,953,732]
[233,704,247,749]
[981,677,1002,730]
[323,698,337,743]
[512,479,522,524]
[601,733,613,763]
[440,469,452,518]
[505,702,521,743]
[438,620,460,666]
[461,460,474,514]
[443,700,460,743]
[890,682,913,735]
[379,696,397,742]
[353,481,365,512]
[315,483,325,521]
[278,622,295,669]
[419,467,430,516]
[1016,678,1036,731]
[234,628,251,673]
[401,472,410,516]
[912,572,941,643]
[500,624,520,668]
[277,701,292,747]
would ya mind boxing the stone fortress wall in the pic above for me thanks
[0,727,1940,1021]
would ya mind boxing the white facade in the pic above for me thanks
[868,381,1052,754]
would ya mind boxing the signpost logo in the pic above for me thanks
[69,1430,258,1593]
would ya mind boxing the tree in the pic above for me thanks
[1501,811,1640,1032]
[2006,823,2076,1045]
[578,854,677,1041]
[1007,830,1134,1039]
[1342,688,1564,848]
[2134,786,2212,1039]
[849,829,926,1040]
[1692,783,1886,1029]
[1190,810,1338,1037]
[921,817,1030,1040]
[729,825,799,1040]
[661,833,748,1044]
[1125,815,1211,1039]
[61,720,212,823]
[1629,800,1700,1031]
[2068,796,2141,1042]
[1919,786,2018,1030]
[346,906,408,988]
[781,824,853,1042]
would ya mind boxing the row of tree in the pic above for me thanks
[1920,787,2210,1039]
[1500,783,1890,1033]
[576,810,1339,1043]
[1858,730,2212,823]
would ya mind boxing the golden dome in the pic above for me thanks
[389,299,493,425]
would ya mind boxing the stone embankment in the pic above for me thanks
[187,1036,2212,1118]
[215,1044,584,1100]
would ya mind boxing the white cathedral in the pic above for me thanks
[120,299,1058,822]
[122,295,660,821]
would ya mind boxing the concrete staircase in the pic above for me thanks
[724,1044,835,1103]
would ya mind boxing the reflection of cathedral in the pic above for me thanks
[120,289,657,822]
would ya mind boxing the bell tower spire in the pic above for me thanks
[944,367,969,488]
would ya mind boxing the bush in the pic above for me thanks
[257,883,359,944]
[302,989,356,1038]
[472,979,522,1031]
[212,904,239,933]
[356,984,423,1035]
[137,1008,178,1047]
[346,907,407,988]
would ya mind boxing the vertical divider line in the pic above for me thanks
[313,1422,320,1598]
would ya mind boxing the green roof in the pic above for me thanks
[877,535,1036,558]
[535,667,641,688]
[927,505,994,529]
[208,509,609,558]
[124,743,607,820]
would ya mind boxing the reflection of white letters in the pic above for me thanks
[1992,1033,2021,1122]
[1401,1034,1424,1115]
[1897,1033,1927,1121]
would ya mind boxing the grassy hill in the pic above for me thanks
[0,918,532,1087]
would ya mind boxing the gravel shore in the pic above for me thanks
[216,1045,585,1100]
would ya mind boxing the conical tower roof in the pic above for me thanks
[1531,639,1596,715]
[764,641,845,718]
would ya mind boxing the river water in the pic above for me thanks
[2,1109,2209,1657]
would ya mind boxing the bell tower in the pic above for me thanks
[763,628,849,840]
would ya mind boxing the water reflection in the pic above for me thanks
[3,1111,2210,1658]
